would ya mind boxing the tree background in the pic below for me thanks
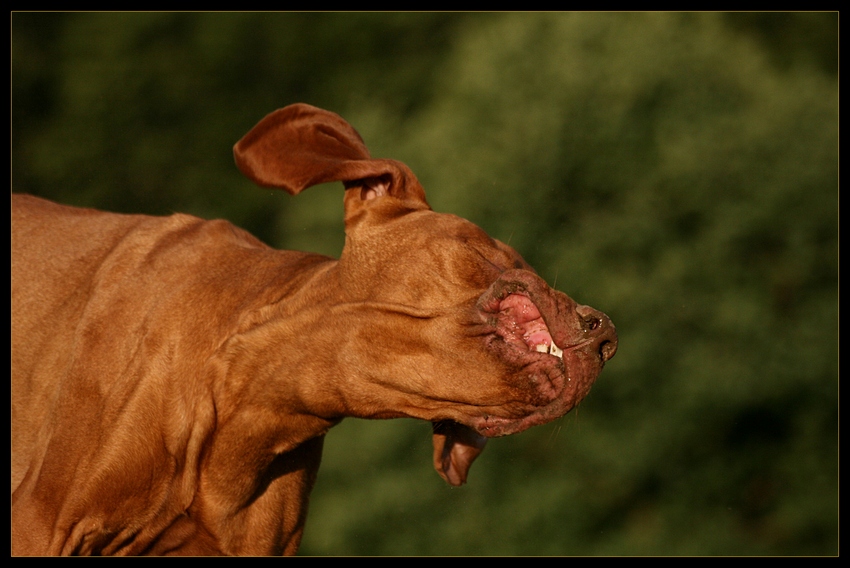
[12,12,837,556]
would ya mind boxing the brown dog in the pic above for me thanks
[11,104,617,555]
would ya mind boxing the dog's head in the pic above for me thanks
[234,104,617,486]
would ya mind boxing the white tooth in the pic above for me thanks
[535,344,549,354]
[549,344,563,359]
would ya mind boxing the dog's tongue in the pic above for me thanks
[432,421,488,486]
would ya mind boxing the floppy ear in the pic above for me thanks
[432,421,488,487]
[233,103,426,206]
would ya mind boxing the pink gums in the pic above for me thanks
[498,294,555,351]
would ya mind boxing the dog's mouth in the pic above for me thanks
[494,292,565,359]
[471,269,617,437]
[431,271,616,486]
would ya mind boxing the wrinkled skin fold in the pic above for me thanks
[12,104,617,556]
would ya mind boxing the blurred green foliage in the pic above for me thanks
[12,12,837,556]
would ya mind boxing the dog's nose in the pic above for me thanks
[576,305,618,363]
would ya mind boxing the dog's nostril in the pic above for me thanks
[599,340,617,362]
[582,315,601,332]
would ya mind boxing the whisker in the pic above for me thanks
[547,420,563,447]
